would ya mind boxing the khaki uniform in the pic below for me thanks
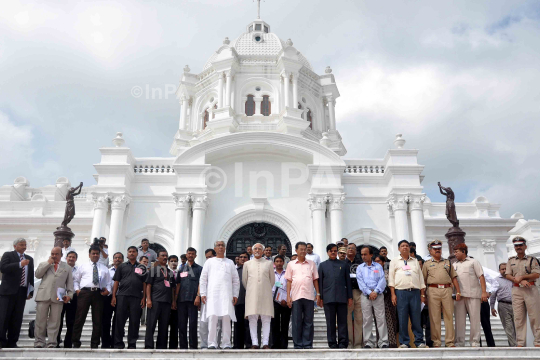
[422,258,456,347]
[505,255,540,346]
[453,257,483,347]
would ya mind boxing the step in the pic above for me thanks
[1,348,540,360]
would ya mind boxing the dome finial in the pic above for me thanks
[223,37,230,45]
[255,0,264,19]
[286,38,293,47]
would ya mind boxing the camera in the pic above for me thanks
[93,237,105,247]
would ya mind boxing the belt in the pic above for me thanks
[82,287,101,292]
[428,284,452,289]
[396,288,418,292]
[498,300,512,304]
[513,282,535,287]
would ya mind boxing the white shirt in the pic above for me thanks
[73,261,112,292]
[200,257,240,321]
[482,266,500,294]
[98,248,109,267]
[106,267,117,296]
[61,247,76,262]
[306,253,321,268]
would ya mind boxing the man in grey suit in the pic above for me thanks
[34,247,74,348]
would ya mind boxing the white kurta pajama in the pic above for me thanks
[243,257,276,347]
[200,257,240,348]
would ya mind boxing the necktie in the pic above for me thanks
[93,262,99,286]
[54,263,58,272]
[20,254,26,287]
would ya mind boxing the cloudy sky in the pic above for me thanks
[1,0,539,219]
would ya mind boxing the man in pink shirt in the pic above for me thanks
[285,242,320,349]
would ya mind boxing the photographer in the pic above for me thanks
[91,237,109,267]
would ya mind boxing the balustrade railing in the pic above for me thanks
[133,165,175,174]
[344,165,385,174]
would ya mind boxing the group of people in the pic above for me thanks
[0,235,539,350]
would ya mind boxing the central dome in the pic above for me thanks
[202,20,313,71]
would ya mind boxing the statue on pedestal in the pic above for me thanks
[438,182,458,228]
[61,182,83,228]
[438,182,465,262]
[54,182,83,248]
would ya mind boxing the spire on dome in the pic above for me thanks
[255,0,263,19]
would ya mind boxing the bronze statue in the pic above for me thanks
[438,182,459,228]
[61,182,83,228]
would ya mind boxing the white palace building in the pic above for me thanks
[0,16,537,268]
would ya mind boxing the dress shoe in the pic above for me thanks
[262,345,270,349]
[47,344,56,348]
[380,344,389,349]
[251,345,260,349]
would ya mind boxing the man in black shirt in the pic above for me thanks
[318,244,352,348]
[168,255,180,349]
[145,250,175,349]
[345,243,363,348]
[174,247,202,349]
[233,252,251,349]
[111,246,146,349]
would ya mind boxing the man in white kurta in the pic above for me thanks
[200,241,240,349]
[243,243,275,348]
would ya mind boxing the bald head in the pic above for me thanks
[51,247,62,263]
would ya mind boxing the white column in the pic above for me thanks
[387,202,398,254]
[191,194,208,254]
[254,98,262,115]
[389,195,409,243]
[90,194,109,240]
[217,72,224,108]
[309,195,327,260]
[329,194,345,244]
[327,95,336,130]
[180,96,188,130]
[225,72,232,107]
[283,72,290,108]
[409,195,427,257]
[173,194,192,257]
[108,194,130,257]
[292,72,298,109]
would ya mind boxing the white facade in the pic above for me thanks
[0,18,527,266]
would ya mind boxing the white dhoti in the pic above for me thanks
[248,314,271,347]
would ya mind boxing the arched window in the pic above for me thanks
[261,95,271,116]
[203,109,209,129]
[212,104,217,119]
[245,95,255,116]
[307,109,313,129]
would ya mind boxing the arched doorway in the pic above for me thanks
[226,222,292,261]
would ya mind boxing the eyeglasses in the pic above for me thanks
[239,256,248,259]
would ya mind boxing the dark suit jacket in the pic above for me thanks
[318,259,352,304]
[0,251,34,296]
[236,266,246,305]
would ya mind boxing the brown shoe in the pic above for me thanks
[262,345,270,349]
[251,345,260,349]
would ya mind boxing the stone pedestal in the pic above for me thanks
[445,226,466,263]
[53,226,75,248]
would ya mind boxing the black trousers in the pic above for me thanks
[114,295,141,349]
[178,301,198,349]
[0,287,27,347]
[234,304,252,349]
[421,305,433,347]
[72,289,104,348]
[291,298,315,349]
[480,301,495,347]
[145,301,171,349]
[169,309,178,349]
[101,295,116,348]
[272,302,292,349]
[323,302,348,348]
[57,294,78,347]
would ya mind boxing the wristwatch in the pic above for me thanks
[421,295,426,298]
[456,293,461,295]
[316,293,321,296]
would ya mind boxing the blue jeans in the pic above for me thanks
[291,298,315,349]
[395,289,424,347]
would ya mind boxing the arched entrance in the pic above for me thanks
[226,222,292,261]
[354,244,381,264]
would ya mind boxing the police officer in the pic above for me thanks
[422,240,461,347]
[505,237,540,347]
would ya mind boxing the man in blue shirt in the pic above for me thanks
[356,246,388,348]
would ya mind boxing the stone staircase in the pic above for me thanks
[15,308,510,348]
